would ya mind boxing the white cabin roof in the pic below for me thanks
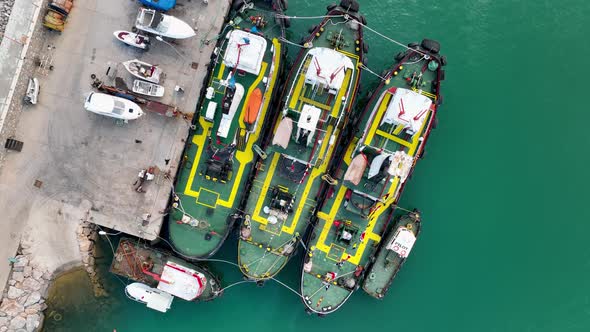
[298,104,322,132]
[223,30,267,75]
[304,47,354,91]
[157,261,206,301]
[386,227,416,258]
[381,88,432,134]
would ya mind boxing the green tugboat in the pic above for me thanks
[362,210,421,298]
[167,0,287,259]
[111,238,221,312]
[237,1,366,280]
[300,39,445,314]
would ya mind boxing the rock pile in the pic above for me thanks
[0,0,15,38]
[0,251,49,332]
[76,221,107,297]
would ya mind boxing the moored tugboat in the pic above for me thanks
[300,38,445,314]
[237,1,367,281]
[167,0,287,260]
[362,210,421,299]
[111,238,221,312]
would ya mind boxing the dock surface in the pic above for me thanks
[0,0,229,291]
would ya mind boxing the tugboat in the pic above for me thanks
[111,238,222,312]
[167,0,287,260]
[237,0,366,281]
[362,210,421,299]
[300,38,445,314]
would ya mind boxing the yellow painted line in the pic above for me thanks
[216,62,268,208]
[289,73,306,109]
[252,152,281,225]
[315,185,348,253]
[336,49,360,62]
[364,92,391,145]
[217,62,226,80]
[196,187,219,208]
[314,125,333,168]
[408,109,432,156]
[330,68,352,117]
[184,117,213,197]
[376,129,412,148]
[342,137,358,166]
[393,124,404,135]
[299,96,331,111]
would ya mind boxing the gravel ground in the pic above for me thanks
[0,0,16,38]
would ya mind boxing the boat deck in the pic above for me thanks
[110,238,220,301]
[301,48,441,313]
[238,11,364,280]
[168,3,284,259]
[362,213,422,298]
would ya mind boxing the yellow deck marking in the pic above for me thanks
[184,117,212,197]
[252,152,281,226]
[216,61,269,208]
[313,125,333,172]
[393,124,404,135]
[289,73,306,109]
[195,188,220,208]
[184,39,282,207]
[330,69,352,117]
[376,129,412,148]
[315,185,348,253]
[364,92,391,145]
[342,137,358,166]
[336,49,360,62]
[299,96,331,111]
[217,62,226,80]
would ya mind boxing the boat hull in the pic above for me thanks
[362,212,422,299]
[113,30,149,50]
[167,1,287,260]
[132,80,165,97]
[135,8,195,39]
[122,59,162,84]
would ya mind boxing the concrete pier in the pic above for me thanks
[0,0,230,292]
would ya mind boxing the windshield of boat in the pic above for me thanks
[113,100,125,115]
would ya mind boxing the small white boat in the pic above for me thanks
[132,79,165,97]
[24,78,40,105]
[122,59,162,84]
[113,30,150,50]
[125,283,174,313]
[84,92,144,121]
[135,7,196,39]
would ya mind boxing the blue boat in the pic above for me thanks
[139,0,175,11]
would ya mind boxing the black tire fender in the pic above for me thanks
[232,0,245,11]
[339,0,360,12]
[308,25,318,34]
[395,51,405,61]
[421,38,440,54]
[326,3,337,11]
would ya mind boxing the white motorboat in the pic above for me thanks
[135,7,195,39]
[84,92,144,121]
[113,30,150,50]
[132,79,165,97]
[122,59,162,84]
[125,283,174,313]
[24,78,40,105]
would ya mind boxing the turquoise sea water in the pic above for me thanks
[43,0,590,331]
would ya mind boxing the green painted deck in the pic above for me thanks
[168,4,285,259]
[237,11,364,280]
[301,45,443,314]
[362,213,421,299]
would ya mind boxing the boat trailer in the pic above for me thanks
[90,75,184,118]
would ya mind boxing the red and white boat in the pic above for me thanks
[113,30,150,50]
